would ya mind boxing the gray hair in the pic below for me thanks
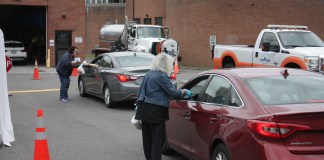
[151,53,174,76]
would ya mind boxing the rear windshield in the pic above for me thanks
[5,42,24,48]
[244,76,324,105]
[115,55,154,67]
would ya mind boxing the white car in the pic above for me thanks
[5,41,28,64]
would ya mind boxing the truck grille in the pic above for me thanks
[151,42,159,55]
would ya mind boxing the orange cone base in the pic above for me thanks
[34,140,50,160]
[32,68,41,80]
[71,68,78,76]
[174,65,179,74]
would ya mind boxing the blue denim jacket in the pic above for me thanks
[137,71,182,108]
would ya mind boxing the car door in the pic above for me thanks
[253,32,282,67]
[189,75,243,160]
[93,55,114,94]
[83,56,103,93]
[167,75,210,158]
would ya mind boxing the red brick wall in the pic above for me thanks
[47,1,85,67]
[125,0,166,24]
[85,5,125,55]
[127,0,324,68]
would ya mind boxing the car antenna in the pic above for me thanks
[280,69,289,79]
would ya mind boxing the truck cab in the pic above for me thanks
[213,25,324,72]
[128,24,167,55]
[254,25,324,71]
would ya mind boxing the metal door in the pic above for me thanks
[55,31,71,66]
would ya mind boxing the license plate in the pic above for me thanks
[11,50,17,54]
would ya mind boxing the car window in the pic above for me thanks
[181,75,210,101]
[115,55,154,67]
[101,56,113,68]
[229,87,243,107]
[244,76,324,105]
[5,42,24,48]
[91,56,103,66]
[201,76,232,105]
[259,32,279,49]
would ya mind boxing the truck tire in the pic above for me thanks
[224,63,235,68]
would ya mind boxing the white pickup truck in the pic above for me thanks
[212,25,324,72]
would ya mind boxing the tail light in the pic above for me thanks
[247,120,311,139]
[115,74,138,82]
[170,73,176,79]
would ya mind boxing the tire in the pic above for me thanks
[223,63,235,68]
[212,144,231,160]
[162,133,173,155]
[78,78,88,97]
[104,85,115,108]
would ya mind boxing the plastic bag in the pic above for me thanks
[131,115,142,130]
[77,61,85,74]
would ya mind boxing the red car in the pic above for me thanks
[163,67,324,160]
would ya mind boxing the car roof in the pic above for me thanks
[102,51,156,57]
[200,67,322,79]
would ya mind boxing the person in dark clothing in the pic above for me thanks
[135,53,192,160]
[56,46,79,102]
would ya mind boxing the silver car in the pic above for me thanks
[5,41,28,64]
[78,51,176,108]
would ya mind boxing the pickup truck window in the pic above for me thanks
[259,32,279,49]
[278,31,324,48]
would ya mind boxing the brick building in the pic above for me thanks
[126,0,324,67]
[0,0,86,67]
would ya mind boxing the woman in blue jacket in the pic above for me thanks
[135,53,191,160]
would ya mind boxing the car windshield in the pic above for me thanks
[5,42,24,48]
[137,26,166,38]
[244,76,324,105]
[115,55,154,67]
[278,31,324,48]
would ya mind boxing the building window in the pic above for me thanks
[86,0,125,4]
[144,18,152,25]
[155,17,163,26]
[133,18,140,24]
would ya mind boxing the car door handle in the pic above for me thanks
[209,117,219,124]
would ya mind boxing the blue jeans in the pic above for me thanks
[58,75,71,100]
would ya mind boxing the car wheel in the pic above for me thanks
[224,63,235,68]
[78,78,88,97]
[212,144,231,160]
[104,85,115,108]
[162,133,173,155]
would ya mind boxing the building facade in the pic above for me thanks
[0,0,86,67]
[126,0,324,67]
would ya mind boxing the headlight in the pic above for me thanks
[304,56,319,71]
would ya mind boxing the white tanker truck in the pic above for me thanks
[92,17,179,57]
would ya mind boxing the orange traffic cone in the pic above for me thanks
[34,109,50,160]
[71,67,78,76]
[174,58,179,74]
[32,60,41,80]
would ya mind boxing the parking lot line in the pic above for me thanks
[8,89,60,94]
